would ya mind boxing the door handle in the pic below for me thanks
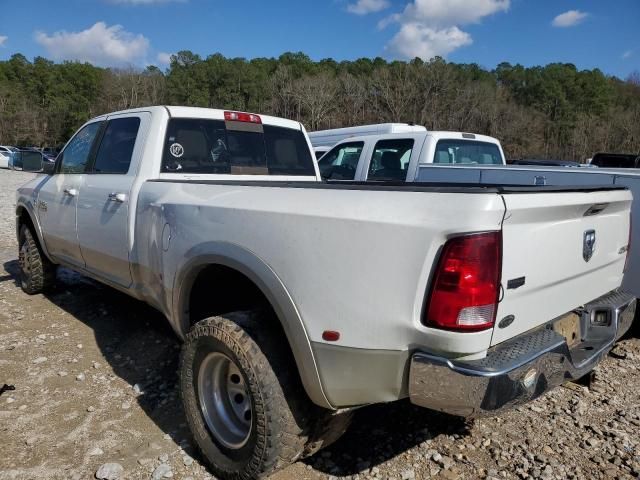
[107,192,127,203]
[63,188,78,197]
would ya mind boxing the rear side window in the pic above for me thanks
[367,139,414,181]
[434,140,502,165]
[59,122,103,174]
[161,118,315,176]
[92,117,141,174]
[317,142,363,180]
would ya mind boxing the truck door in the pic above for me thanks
[37,121,103,268]
[76,112,149,288]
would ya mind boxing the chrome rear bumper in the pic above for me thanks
[409,290,636,417]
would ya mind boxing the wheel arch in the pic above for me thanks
[15,203,53,261]
[172,241,333,409]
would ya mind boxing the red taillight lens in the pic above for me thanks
[224,111,262,124]
[425,232,502,332]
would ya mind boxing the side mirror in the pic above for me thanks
[42,161,56,175]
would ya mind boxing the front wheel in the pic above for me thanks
[18,225,56,295]
[180,311,313,480]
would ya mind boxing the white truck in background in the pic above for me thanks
[310,123,428,160]
[15,107,635,480]
[308,124,505,181]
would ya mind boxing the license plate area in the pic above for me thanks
[552,313,582,349]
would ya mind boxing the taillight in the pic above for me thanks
[224,111,262,124]
[425,232,502,332]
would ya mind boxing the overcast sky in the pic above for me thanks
[0,0,638,78]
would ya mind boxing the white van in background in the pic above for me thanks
[308,123,427,148]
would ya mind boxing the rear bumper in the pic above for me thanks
[409,290,636,417]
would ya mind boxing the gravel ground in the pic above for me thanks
[1,168,640,480]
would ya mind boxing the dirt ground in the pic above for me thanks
[1,168,640,480]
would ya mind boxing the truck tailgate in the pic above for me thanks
[493,188,631,346]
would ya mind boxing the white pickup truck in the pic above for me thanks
[15,107,635,480]
[309,124,505,181]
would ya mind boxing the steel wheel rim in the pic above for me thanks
[197,351,252,449]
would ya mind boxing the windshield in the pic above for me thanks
[433,140,503,165]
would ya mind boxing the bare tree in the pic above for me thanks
[290,73,338,130]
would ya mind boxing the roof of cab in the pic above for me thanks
[340,130,501,145]
[88,106,304,131]
[427,131,501,144]
[165,106,303,130]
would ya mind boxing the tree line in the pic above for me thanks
[1,51,639,161]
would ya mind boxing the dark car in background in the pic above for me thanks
[590,153,640,169]
[509,158,582,167]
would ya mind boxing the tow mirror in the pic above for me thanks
[42,161,55,175]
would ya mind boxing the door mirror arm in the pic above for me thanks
[42,161,56,175]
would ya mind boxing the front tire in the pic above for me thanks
[18,225,56,295]
[180,311,313,479]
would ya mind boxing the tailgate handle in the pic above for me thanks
[584,203,608,216]
[507,277,526,290]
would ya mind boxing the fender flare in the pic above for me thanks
[171,241,333,409]
[15,201,54,262]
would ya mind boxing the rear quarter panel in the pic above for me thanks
[135,181,507,355]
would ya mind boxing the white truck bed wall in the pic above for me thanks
[416,164,640,298]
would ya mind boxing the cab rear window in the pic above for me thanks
[161,118,315,176]
[433,140,502,165]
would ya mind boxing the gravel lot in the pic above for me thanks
[1,168,640,480]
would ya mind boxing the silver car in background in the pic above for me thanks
[0,146,18,169]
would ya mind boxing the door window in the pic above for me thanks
[59,122,102,174]
[367,139,414,181]
[92,117,141,174]
[317,142,364,180]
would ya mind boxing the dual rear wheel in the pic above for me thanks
[180,311,352,479]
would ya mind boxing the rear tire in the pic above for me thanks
[18,225,56,295]
[180,311,316,479]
